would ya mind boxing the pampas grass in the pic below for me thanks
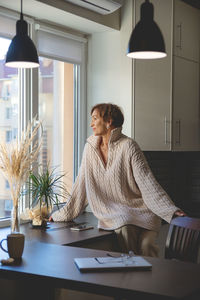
[0,119,42,232]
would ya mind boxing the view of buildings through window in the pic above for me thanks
[0,37,18,219]
[0,42,75,220]
[38,57,74,196]
[39,57,54,170]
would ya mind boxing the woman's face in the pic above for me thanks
[90,109,109,136]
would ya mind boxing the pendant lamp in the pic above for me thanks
[5,0,39,68]
[127,0,167,59]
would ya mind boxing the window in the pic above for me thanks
[38,57,75,191]
[1,82,10,100]
[5,180,10,189]
[36,24,87,188]
[0,35,19,220]
[6,107,12,119]
[0,13,87,225]
[4,200,12,212]
[13,128,17,140]
[6,130,12,142]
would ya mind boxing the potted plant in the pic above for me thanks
[26,165,70,227]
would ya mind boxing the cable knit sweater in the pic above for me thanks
[52,127,179,232]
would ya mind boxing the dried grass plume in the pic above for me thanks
[0,119,42,208]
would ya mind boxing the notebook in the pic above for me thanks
[74,256,152,272]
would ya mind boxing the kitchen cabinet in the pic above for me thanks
[172,56,200,151]
[134,0,200,151]
[134,57,172,151]
[173,0,200,62]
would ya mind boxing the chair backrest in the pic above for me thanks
[165,216,200,263]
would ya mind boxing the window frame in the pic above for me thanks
[35,22,87,178]
[0,9,87,227]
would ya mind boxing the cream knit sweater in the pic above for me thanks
[52,128,179,231]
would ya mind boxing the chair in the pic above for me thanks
[165,216,200,263]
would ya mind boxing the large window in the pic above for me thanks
[0,37,19,219]
[38,57,75,192]
[36,24,87,186]
[0,12,87,225]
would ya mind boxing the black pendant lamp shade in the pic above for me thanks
[127,0,167,59]
[5,1,39,68]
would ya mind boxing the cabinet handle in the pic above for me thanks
[175,120,181,144]
[164,117,170,144]
[176,23,182,50]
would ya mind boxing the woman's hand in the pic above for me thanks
[173,210,187,218]
[49,216,54,222]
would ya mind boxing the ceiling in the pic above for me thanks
[0,0,199,35]
[0,0,113,34]
[182,0,200,9]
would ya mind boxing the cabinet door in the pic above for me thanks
[172,56,200,151]
[173,0,200,62]
[134,59,171,151]
[134,0,173,151]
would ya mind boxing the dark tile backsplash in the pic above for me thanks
[144,151,200,217]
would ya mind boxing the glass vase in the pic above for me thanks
[11,204,20,233]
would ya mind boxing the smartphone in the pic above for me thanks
[70,224,94,231]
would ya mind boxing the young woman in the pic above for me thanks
[50,103,185,256]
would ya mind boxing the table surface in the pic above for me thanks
[0,212,113,246]
[0,212,200,300]
[1,241,200,300]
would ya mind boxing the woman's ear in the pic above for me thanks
[106,119,112,129]
[108,119,112,127]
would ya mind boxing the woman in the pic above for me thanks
[50,103,185,257]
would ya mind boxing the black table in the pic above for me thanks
[0,241,200,300]
[0,212,200,300]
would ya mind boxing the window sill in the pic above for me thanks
[0,218,10,228]
[0,218,29,228]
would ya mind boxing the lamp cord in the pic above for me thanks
[20,0,23,20]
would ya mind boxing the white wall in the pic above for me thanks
[87,0,133,137]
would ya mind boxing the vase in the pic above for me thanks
[11,205,20,233]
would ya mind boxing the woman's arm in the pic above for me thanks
[50,146,88,222]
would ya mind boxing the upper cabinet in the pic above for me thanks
[133,0,200,151]
[172,56,200,151]
[173,0,200,62]
[134,0,172,151]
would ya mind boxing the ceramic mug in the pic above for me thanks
[0,233,25,259]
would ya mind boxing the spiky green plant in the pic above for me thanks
[28,166,70,213]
